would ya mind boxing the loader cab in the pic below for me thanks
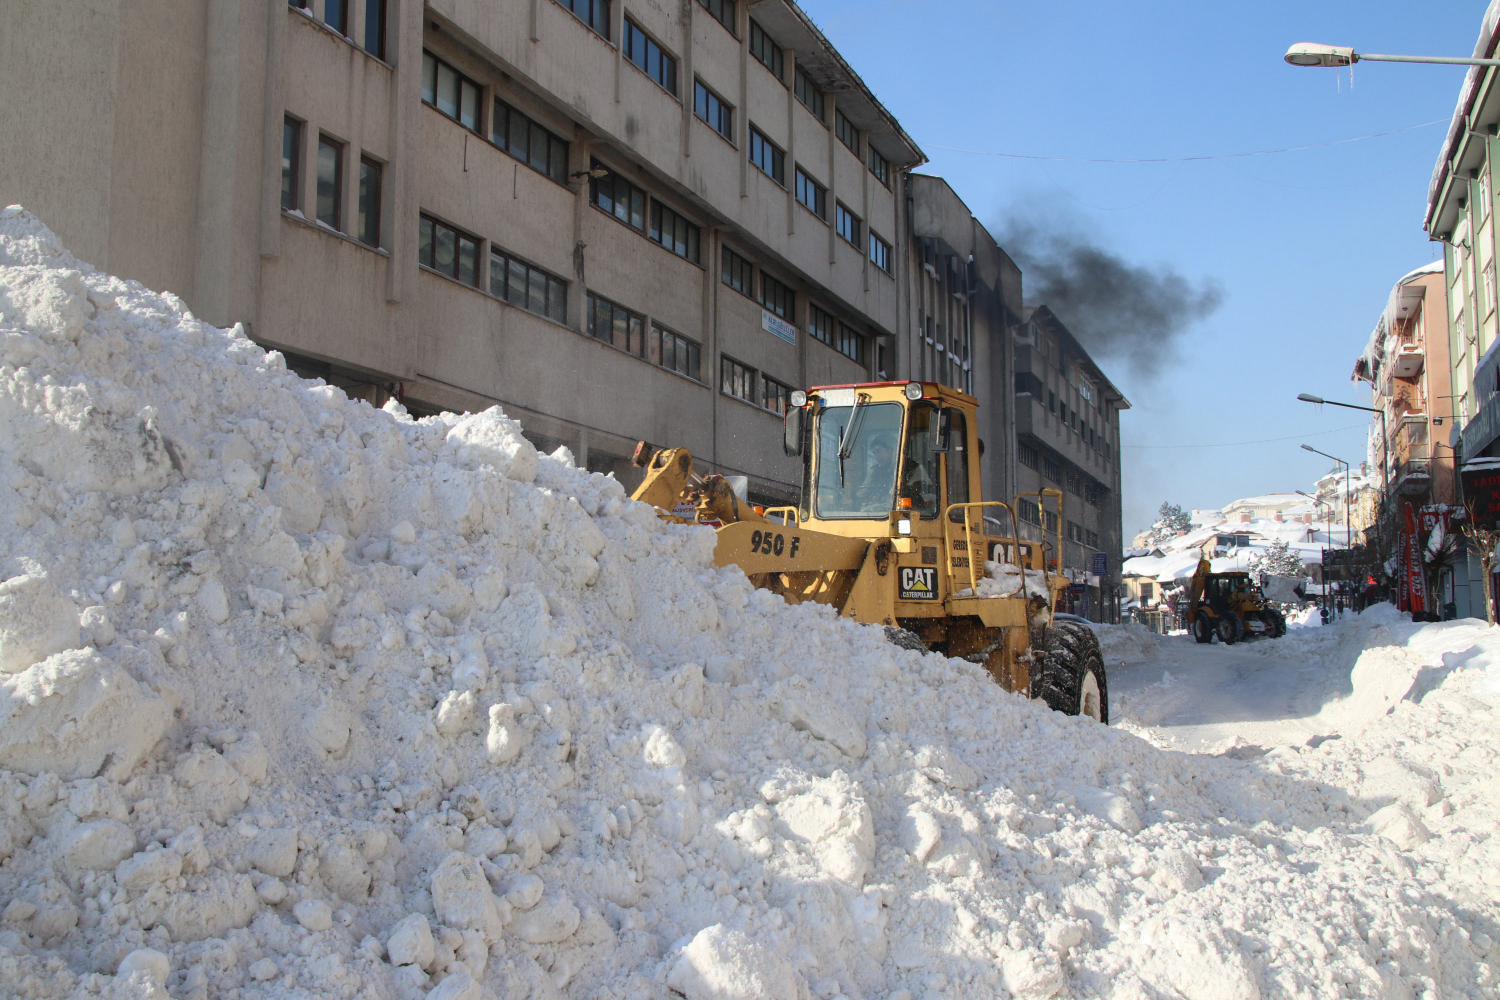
[785,381,976,530]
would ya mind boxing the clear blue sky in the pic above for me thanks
[796,0,1488,534]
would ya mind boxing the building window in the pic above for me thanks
[834,109,858,154]
[281,116,302,212]
[316,134,343,230]
[748,126,784,185]
[722,246,753,296]
[651,323,701,380]
[590,167,646,230]
[759,271,793,320]
[556,0,611,40]
[835,322,864,364]
[357,155,381,247]
[762,376,792,416]
[794,66,824,120]
[324,0,347,35]
[492,100,569,184]
[749,21,782,81]
[587,293,646,354]
[624,19,677,96]
[868,231,891,273]
[694,79,734,140]
[650,201,701,263]
[721,356,755,402]
[809,304,833,346]
[1043,456,1061,483]
[418,214,480,287]
[363,0,386,59]
[868,146,890,187]
[423,52,481,131]
[698,0,735,33]
[491,247,567,323]
[1019,443,1038,469]
[836,202,861,247]
[794,166,826,219]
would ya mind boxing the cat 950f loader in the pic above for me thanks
[630,380,1107,722]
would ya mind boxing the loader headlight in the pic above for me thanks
[904,382,924,400]
[897,517,912,536]
[790,390,807,407]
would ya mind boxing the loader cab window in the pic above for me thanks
[811,401,906,518]
[944,409,969,521]
[901,403,940,518]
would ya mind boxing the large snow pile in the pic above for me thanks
[1,204,1496,999]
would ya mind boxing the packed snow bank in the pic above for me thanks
[1,204,1497,999]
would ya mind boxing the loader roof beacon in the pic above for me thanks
[630,380,1108,723]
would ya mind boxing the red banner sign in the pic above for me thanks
[1402,500,1427,615]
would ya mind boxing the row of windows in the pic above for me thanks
[423,52,574,186]
[624,17,677,95]
[289,0,387,61]
[722,357,792,416]
[722,248,867,364]
[282,116,382,248]
[1018,443,1107,512]
[586,293,704,382]
[589,164,702,264]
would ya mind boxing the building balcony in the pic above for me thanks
[1389,345,1424,379]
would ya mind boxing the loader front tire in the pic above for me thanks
[1215,614,1241,645]
[1032,621,1108,724]
[1192,614,1213,644]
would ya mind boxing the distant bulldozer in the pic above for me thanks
[1186,559,1287,644]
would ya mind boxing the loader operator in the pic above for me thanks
[857,433,935,513]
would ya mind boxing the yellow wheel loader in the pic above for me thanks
[1185,558,1288,644]
[630,380,1107,723]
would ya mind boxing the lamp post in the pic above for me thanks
[1303,443,1352,615]
[1297,393,1389,498]
[1284,43,1500,68]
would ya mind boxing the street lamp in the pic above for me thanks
[1297,391,1389,499]
[1284,43,1500,69]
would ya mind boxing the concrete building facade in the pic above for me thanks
[2,0,923,503]
[1013,306,1130,621]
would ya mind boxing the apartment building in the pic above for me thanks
[1013,306,1130,620]
[2,0,923,504]
[1423,1,1500,618]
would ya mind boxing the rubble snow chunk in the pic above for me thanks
[0,571,80,673]
[0,647,171,779]
[666,924,805,1000]
[430,852,504,942]
[444,407,538,483]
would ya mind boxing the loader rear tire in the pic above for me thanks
[1266,609,1287,638]
[1032,621,1108,724]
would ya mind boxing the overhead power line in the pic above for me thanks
[927,119,1447,164]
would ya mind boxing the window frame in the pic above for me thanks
[868,230,891,273]
[624,17,678,96]
[697,0,735,34]
[793,65,825,121]
[587,292,646,356]
[650,322,702,381]
[749,21,783,81]
[835,202,861,247]
[649,200,702,263]
[834,109,858,154]
[748,125,785,185]
[492,98,570,184]
[761,375,792,416]
[357,154,382,247]
[721,355,756,403]
[794,165,826,220]
[759,270,793,320]
[363,0,387,59]
[490,246,568,324]
[418,213,481,287]
[556,0,611,40]
[590,167,647,231]
[722,246,753,297]
[324,0,347,35]
[867,146,890,187]
[835,321,865,364]
[693,78,734,141]
[281,116,303,213]
[316,133,344,231]
[423,51,482,132]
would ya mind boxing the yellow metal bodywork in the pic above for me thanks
[628,382,1069,696]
